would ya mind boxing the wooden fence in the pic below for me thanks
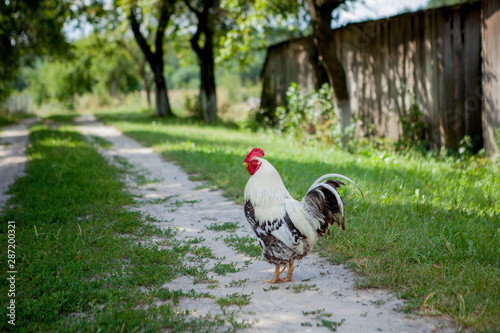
[482,0,500,157]
[260,37,327,113]
[260,0,500,156]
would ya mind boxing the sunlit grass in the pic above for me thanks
[97,108,500,331]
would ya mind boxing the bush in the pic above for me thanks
[274,82,337,143]
[395,93,428,153]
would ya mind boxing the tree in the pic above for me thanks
[306,0,353,130]
[128,0,177,117]
[183,0,219,123]
[80,35,142,100]
[0,0,71,104]
[219,0,309,65]
[22,34,142,108]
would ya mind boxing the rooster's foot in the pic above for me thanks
[264,265,286,284]
[280,261,295,282]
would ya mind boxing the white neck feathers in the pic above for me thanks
[244,158,291,206]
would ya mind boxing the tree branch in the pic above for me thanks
[187,0,216,57]
[183,0,201,17]
[129,6,155,67]
[155,1,174,62]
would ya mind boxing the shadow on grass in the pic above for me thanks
[108,122,498,216]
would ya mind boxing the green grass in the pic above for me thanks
[223,234,262,258]
[226,278,249,288]
[0,121,246,331]
[302,309,344,332]
[215,293,251,308]
[287,283,319,293]
[206,221,240,232]
[0,111,34,128]
[212,261,240,275]
[96,108,500,332]
[0,114,18,128]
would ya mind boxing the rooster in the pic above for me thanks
[243,148,363,284]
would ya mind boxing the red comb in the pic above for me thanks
[244,148,265,163]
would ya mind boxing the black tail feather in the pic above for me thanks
[305,180,345,234]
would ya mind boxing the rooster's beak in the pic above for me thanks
[243,162,248,166]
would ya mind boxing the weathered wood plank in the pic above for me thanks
[389,16,405,139]
[451,9,466,149]
[441,9,456,149]
[463,6,482,151]
[424,10,440,149]
[435,10,445,148]
[482,0,500,158]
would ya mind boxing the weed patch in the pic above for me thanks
[206,221,240,232]
[302,309,344,331]
[226,278,249,288]
[216,293,251,308]
[287,283,319,293]
[223,234,261,257]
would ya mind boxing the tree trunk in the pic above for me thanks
[156,84,168,117]
[153,62,172,117]
[129,5,174,117]
[307,0,351,130]
[145,85,152,108]
[140,59,153,108]
[200,66,217,123]
[111,76,120,98]
[198,33,217,123]
[185,0,218,123]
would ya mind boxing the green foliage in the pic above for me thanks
[0,0,72,104]
[427,0,469,8]
[98,108,500,331]
[396,94,428,152]
[24,58,94,108]
[274,82,336,142]
[317,318,345,331]
[22,34,142,108]
[219,0,309,67]
[0,110,32,128]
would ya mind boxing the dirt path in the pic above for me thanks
[0,119,37,210]
[74,114,456,332]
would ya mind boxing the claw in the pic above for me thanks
[264,263,295,284]
[281,261,295,282]
[264,265,284,284]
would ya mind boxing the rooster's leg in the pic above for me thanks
[280,261,295,282]
[264,265,285,284]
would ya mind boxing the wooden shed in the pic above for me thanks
[260,0,500,157]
